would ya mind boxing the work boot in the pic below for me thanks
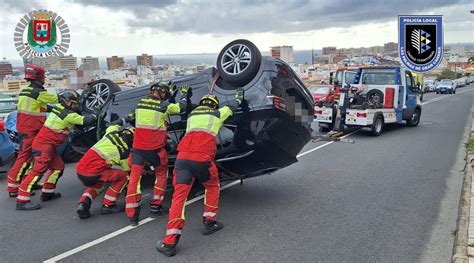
[129,206,141,226]
[41,192,61,202]
[16,201,41,210]
[100,204,124,215]
[202,220,223,235]
[32,183,42,191]
[77,202,92,219]
[150,204,164,217]
[156,241,176,257]
[8,192,18,198]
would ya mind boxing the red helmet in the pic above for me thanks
[24,64,45,83]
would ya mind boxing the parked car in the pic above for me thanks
[0,120,14,166]
[6,111,82,163]
[436,79,456,94]
[68,39,314,181]
[424,79,436,92]
[0,92,17,121]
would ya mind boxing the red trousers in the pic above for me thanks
[125,148,168,219]
[163,158,219,246]
[7,131,36,193]
[17,142,64,203]
[77,167,128,206]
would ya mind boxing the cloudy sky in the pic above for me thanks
[0,0,472,59]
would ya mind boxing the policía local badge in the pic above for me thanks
[398,15,443,73]
[13,9,70,59]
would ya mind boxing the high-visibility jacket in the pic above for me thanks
[177,105,235,161]
[78,125,130,174]
[16,82,58,133]
[133,95,185,150]
[34,105,94,146]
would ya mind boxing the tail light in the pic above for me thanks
[0,121,4,132]
[314,110,323,115]
[273,96,286,111]
[356,112,367,118]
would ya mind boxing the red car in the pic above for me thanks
[310,85,336,106]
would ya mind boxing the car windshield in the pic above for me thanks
[440,79,452,84]
[311,87,330,94]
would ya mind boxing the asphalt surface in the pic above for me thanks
[0,84,473,262]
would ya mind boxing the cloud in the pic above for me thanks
[0,0,42,14]
[67,0,470,34]
[69,0,177,14]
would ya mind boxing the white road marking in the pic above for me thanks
[44,88,473,262]
[421,88,474,106]
[43,180,241,263]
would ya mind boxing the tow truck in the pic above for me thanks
[340,66,422,136]
[314,67,356,132]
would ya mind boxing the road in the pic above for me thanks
[0,85,473,262]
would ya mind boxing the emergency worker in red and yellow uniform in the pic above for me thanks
[16,90,96,210]
[157,88,244,257]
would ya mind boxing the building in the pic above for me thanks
[137,54,153,67]
[59,55,78,70]
[29,56,61,70]
[0,58,13,80]
[322,47,337,56]
[384,42,398,53]
[81,56,100,71]
[271,46,294,64]
[107,56,125,70]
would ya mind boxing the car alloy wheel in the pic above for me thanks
[85,82,110,110]
[220,43,252,76]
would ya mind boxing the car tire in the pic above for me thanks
[82,79,121,114]
[371,114,384,136]
[61,143,83,163]
[406,107,421,127]
[217,39,262,87]
[366,89,384,106]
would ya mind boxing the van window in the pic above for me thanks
[361,73,396,85]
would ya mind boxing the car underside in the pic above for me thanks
[71,39,315,181]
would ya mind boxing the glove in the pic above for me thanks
[179,85,193,100]
[168,81,177,93]
[235,87,244,104]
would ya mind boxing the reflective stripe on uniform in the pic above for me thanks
[153,195,164,201]
[7,183,20,188]
[82,193,93,200]
[17,195,31,201]
[104,194,117,202]
[203,212,216,218]
[126,203,140,208]
[166,229,182,235]
[42,188,56,193]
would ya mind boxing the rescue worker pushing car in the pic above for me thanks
[156,88,244,257]
[16,90,97,210]
[76,118,135,219]
[7,64,58,197]
[126,82,191,226]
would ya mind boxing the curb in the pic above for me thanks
[452,107,474,263]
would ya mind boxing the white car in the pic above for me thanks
[436,79,456,94]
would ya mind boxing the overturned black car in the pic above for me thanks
[72,39,314,181]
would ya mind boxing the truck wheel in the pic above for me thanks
[217,39,262,87]
[371,115,384,136]
[406,108,421,127]
[366,89,384,105]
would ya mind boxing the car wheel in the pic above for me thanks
[406,108,421,127]
[217,39,262,87]
[371,115,384,136]
[61,143,83,163]
[82,79,121,114]
[366,89,384,106]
